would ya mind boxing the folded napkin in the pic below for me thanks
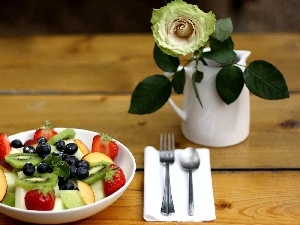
[143,146,216,222]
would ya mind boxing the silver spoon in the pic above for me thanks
[180,147,200,216]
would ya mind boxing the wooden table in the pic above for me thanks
[0,33,299,224]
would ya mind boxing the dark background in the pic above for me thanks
[0,0,299,36]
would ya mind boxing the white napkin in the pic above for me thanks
[143,146,216,222]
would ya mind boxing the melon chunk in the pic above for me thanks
[59,190,86,209]
[90,179,106,201]
[53,197,66,211]
[4,172,17,192]
[15,186,27,209]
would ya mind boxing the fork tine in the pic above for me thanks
[168,134,175,163]
[163,133,167,150]
[172,134,175,150]
[167,134,171,150]
[160,133,174,151]
[167,133,174,151]
[160,133,167,150]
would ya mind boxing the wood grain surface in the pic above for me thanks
[1,172,299,225]
[0,34,299,92]
[0,34,299,224]
[0,93,299,169]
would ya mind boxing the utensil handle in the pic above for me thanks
[188,169,194,216]
[161,163,175,215]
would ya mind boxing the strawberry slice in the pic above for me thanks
[23,139,37,147]
[24,189,55,211]
[0,133,11,159]
[0,158,13,172]
[91,133,119,160]
[33,120,57,142]
[104,164,126,196]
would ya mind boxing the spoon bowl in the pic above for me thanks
[180,147,200,216]
[180,147,201,170]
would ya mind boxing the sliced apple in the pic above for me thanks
[77,180,95,204]
[0,169,7,201]
[73,150,84,160]
[74,139,90,155]
[83,152,113,165]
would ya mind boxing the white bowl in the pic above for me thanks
[0,128,136,224]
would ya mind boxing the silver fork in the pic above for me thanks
[160,133,175,216]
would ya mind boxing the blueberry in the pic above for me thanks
[76,167,89,180]
[69,165,77,178]
[64,143,78,155]
[77,160,90,170]
[47,166,53,173]
[36,162,50,173]
[23,146,36,154]
[55,139,65,151]
[60,181,75,190]
[64,155,78,166]
[11,139,23,148]
[55,151,67,160]
[23,162,35,176]
[36,142,51,158]
[37,137,47,144]
[58,177,68,187]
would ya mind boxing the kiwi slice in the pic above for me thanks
[83,161,111,185]
[5,153,42,169]
[16,172,58,190]
[1,192,15,207]
[48,128,76,145]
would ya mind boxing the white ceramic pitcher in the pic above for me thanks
[168,50,251,147]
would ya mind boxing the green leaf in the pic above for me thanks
[210,18,233,42]
[193,69,204,83]
[216,65,245,104]
[128,75,172,114]
[153,44,179,72]
[210,36,234,51]
[192,71,203,107]
[244,60,289,100]
[53,161,70,178]
[43,153,61,167]
[172,68,185,94]
[202,49,237,65]
[43,153,70,178]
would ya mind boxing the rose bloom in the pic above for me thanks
[151,0,216,57]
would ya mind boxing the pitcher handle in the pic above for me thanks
[167,98,187,121]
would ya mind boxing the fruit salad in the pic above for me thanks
[0,121,126,211]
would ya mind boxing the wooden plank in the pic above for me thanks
[1,171,298,225]
[212,171,300,225]
[0,35,156,93]
[0,33,298,225]
[0,34,299,93]
[0,93,299,169]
